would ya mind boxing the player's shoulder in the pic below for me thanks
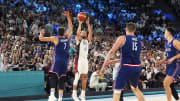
[173,39,180,46]
[117,35,126,40]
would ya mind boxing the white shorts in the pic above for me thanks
[78,59,88,74]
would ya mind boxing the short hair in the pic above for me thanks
[126,22,136,32]
[166,27,175,36]
[58,27,65,36]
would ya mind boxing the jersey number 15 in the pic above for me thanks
[132,42,137,51]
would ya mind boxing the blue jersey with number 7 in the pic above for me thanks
[49,36,69,77]
[120,35,142,65]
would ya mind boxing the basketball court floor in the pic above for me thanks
[27,93,179,101]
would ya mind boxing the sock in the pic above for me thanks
[50,89,55,97]
[81,90,85,97]
[59,94,63,99]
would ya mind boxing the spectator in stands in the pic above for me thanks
[89,70,107,92]
[0,57,9,72]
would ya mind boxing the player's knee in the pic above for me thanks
[73,73,80,85]
[114,90,121,94]
[81,74,88,80]
[163,81,170,88]
[73,78,79,86]
[58,76,66,90]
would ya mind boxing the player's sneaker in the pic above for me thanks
[72,93,80,101]
[79,95,86,101]
[48,96,57,101]
[58,98,62,101]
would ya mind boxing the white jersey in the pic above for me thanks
[78,39,89,59]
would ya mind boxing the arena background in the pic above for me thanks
[0,0,180,101]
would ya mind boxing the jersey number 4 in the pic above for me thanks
[132,42,137,51]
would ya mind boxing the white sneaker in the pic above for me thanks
[72,93,80,101]
[48,96,57,101]
[58,98,62,101]
[79,95,86,101]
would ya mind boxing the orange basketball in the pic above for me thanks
[78,12,86,21]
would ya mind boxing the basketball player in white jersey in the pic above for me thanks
[72,17,92,101]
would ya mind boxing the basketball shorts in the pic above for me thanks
[166,63,180,81]
[78,58,88,74]
[114,65,141,90]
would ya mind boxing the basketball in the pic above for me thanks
[78,12,86,21]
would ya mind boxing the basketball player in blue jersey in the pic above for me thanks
[100,22,145,101]
[39,11,72,101]
[72,17,92,101]
[156,27,180,101]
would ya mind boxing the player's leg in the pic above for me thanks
[113,66,129,101]
[170,83,180,101]
[58,76,66,101]
[129,67,145,101]
[113,80,124,101]
[113,90,122,101]
[72,73,80,101]
[164,76,174,101]
[131,86,145,101]
[120,91,124,101]
[48,73,58,101]
[79,73,88,99]
[79,60,88,101]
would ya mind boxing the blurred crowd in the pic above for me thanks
[0,0,179,93]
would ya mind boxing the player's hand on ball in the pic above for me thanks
[78,20,83,25]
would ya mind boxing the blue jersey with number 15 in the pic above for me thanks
[120,35,142,64]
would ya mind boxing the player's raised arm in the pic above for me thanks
[64,11,73,40]
[39,29,58,45]
[76,19,83,44]
[100,36,125,74]
[86,17,92,42]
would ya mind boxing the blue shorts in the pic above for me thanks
[166,63,180,80]
[49,58,68,77]
[114,65,141,90]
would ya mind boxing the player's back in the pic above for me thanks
[120,35,141,65]
[55,37,70,60]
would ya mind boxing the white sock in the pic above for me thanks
[73,90,77,95]
[59,94,63,99]
[50,89,55,97]
[81,90,85,96]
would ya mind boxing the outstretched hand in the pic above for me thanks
[78,20,83,25]
[63,11,70,17]
[86,17,90,25]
